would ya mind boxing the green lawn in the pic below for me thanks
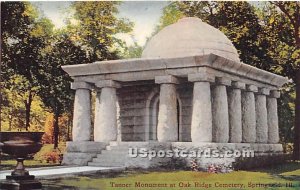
[0,159,59,170]
[41,161,300,190]
[1,145,299,190]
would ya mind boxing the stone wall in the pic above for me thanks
[177,83,193,142]
[118,84,157,141]
[117,82,193,142]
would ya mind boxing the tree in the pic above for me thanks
[268,2,300,160]
[122,42,143,59]
[179,2,275,70]
[1,2,53,130]
[38,34,88,148]
[152,2,185,36]
[1,1,34,131]
[42,112,71,144]
[70,1,133,62]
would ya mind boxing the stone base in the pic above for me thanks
[0,175,41,190]
[62,141,108,166]
[68,141,287,170]
[101,142,286,170]
[171,142,286,170]
[65,141,107,152]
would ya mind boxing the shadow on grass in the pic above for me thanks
[40,177,102,190]
[40,179,83,190]
[251,160,300,181]
[39,169,158,189]
[0,163,61,171]
[251,161,300,174]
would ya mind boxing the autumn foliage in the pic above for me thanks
[42,113,71,144]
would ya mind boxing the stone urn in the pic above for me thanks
[0,132,44,190]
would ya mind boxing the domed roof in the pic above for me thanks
[142,17,240,62]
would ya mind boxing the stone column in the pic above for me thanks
[228,81,245,143]
[267,90,280,144]
[94,80,121,142]
[242,84,258,143]
[155,75,179,142]
[188,73,215,142]
[256,88,270,143]
[71,82,92,142]
[212,77,231,143]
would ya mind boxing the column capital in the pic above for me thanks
[155,75,179,84]
[95,80,121,89]
[215,77,231,86]
[71,81,92,90]
[188,73,215,83]
[231,81,246,89]
[269,90,280,98]
[245,84,258,92]
[258,88,270,95]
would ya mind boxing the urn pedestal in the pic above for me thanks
[0,132,44,190]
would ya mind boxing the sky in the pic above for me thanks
[31,1,170,47]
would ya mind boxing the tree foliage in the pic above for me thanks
[268,2,300,160]
[37,33,88,148]
[70,1,133,62]
[1,74,45,131]
[1,2,52,130]
[155,2,276,71]
[122,42,143,58]
[1,1,135,148]
[42,113,71,144]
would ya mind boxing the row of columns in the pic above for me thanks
[71,81,120,142]
[71,73,280,144]
[188,73,280,144]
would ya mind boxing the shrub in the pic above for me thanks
[34,144,65,164]
[43,151,58,163]
[206,163,233,173]
[43,150,63,164]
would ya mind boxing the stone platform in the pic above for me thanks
[63,141,287,170]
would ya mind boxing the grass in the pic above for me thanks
[0,159,60,170]
[40,161,300,190]
[1,144,299,189]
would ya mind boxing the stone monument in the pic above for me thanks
[61,17,288,169]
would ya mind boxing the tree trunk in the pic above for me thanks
[24,90,33,131]
[0,91,1,130]
[294,70,300,160]
[67,115,71,141]
[53,109,60,149]
[8,108,13,131]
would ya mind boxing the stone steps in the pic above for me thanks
[88,162,124,167]
[92,156,126,163]
[63,152,97,166]
[88,156,126,167]
[88,141,172,168]
[106,142,152,150]
[97,150,128,157]
[64,152,97,158]
[88,142,129,167]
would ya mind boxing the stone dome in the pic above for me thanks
[142,17,240,62]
